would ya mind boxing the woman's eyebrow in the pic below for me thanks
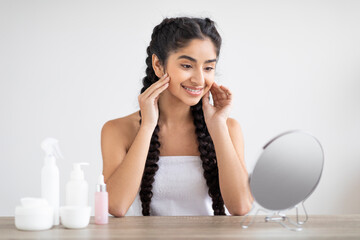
[177,55,217,63]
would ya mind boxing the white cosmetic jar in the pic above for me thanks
[60,206,91,229]
[15,198,53,231]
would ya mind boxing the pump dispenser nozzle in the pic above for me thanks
[65,162,89,206]
[70,162,89,180]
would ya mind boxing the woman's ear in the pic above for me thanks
[152,54,165,78]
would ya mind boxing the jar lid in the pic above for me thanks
[15,197,53,216]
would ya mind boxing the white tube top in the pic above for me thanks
[125,155,230,216]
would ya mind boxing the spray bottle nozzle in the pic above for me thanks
[41,138,63,158]
[41,137,63,165]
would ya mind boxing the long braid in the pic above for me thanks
[138,114,160,216]
[138,17,225,215]
[137,18,178,216]
[138,45,161,216]
[191,100,226,215]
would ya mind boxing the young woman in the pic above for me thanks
[101,17,254,216]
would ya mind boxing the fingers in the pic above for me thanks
[210,82,219,101]
[219,85,232,100]
[148,80,169,99]
[141,73,170,98]
[202,90,210,105]
[211,82,232,100]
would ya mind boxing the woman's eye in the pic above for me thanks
[181,65,214,71]
[181,64,192,69]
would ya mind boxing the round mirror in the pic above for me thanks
[249,130,324,211]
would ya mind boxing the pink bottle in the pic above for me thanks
[95,174,108,224]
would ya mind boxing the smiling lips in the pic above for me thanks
[182,85,203,90]
[181,85,203,95]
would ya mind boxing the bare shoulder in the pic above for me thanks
[226,117,245,159]
[101,111,141,152]
[226,117,243,133]
[226,117,244,142]
[101,111,141,181]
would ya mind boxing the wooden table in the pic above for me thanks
[1,215,359,239]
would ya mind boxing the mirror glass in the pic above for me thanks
[250,130,324,211]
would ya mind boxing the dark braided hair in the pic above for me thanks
[138,17,225,216]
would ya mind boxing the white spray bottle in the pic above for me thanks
[41,137,63,226]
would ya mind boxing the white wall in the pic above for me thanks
[0,0,359,216]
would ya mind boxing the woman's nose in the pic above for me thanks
[190,68,205,86]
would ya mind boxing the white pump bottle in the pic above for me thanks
[65,162,89,206]
[41,137,62,226]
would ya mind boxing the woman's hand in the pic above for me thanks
[138,73,170,130]
[202,82,233,129]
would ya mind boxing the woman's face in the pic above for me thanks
[164,38,218,106]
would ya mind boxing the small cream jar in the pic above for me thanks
[15,198,53,231]
[60,206,91,229]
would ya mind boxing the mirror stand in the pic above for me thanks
[241,201,308,232]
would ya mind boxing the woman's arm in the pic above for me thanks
[101,119,154,217]
[207,118,254,216]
